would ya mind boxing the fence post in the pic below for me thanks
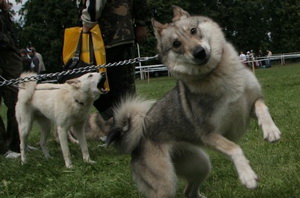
[251,60,255,73]
[136,44,144,80]
[281,54,285,65]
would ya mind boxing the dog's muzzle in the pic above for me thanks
[193,46,209,65]
[97,72,108,94]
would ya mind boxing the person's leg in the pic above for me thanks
[2,86,20,152]
[0,56,9,154]
[93,44,136,120]
[0,49,22,152]
[0,111,9,154]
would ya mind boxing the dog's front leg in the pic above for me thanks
[254,98,281,142]
[72,124,95,164]
[202,132,258,189]
[57,126,73,168]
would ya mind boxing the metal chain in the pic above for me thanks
[0,54,159,87]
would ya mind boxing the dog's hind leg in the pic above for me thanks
[57,126,73,168]
[172,143,211,198]
[36,117,52,159]
[72,123,95,164]
[67,129,79,144]
[17,116,34,165]
[202,133,258,189]
[131,141,177,198]
[254,98,281,142]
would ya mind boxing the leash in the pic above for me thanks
[0,54,159,87]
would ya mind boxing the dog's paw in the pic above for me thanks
[20,156,27,165]
[263,124,281,143]
[21,160,27,165]
[45,155,53,160]
[85,159,96,164]
[184,190,207,198]
[239,168,258,189]
[66,164,74,168]
[65,163,74,168]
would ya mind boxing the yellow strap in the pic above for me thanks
[62,24,109,91]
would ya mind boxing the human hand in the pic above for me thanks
[135,26,148,44]
[82,25,92,33]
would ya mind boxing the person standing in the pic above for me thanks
[27,47,40,73]
[81,0,150,120]
[266,49,272,68]
[257,49,265,67]
[30,47,46,73]
[20,48,32,72]
[0,0,23,157]
[239,51,247,67]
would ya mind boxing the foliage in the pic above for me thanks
[145,0,300,56]
[265,0,300,52]
[15,0,79,73]
[11,0,300,72]
[1,64,300,197]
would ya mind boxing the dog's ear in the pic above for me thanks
[152,19,168,52]
[172,5,190,22]
[66,79,81,89]
[151,18,168,36]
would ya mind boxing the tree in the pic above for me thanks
[265,0,300,53]
[146,0,300,55]
[16,0,79,73]
[14,0,300,72]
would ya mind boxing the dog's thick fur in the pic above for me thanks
[16,72,107,168]
[107,6,281,198]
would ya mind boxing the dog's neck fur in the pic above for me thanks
[73,94,94,107]
[66,87,94,107]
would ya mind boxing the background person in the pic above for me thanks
[239,51,247,66]
[27,47,40,73]
[257,49,265,67]
[81,0,151,120]
[20,48,32,72]
[30,47,46,74]
[266,49,272,68]
[0,0,22,157]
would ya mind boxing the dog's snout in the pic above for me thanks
[100,72,106,80]
[193,46,206,61]
[97,72,108,93]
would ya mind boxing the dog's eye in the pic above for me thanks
[190,28,197,35]
[88,74,93,78]
[173,40,181,48]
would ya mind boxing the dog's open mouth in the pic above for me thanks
[97,73,108,94]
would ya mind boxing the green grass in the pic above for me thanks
[1,64,300,197]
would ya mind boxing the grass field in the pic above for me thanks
[1,64,300,198]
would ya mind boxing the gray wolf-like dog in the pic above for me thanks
[107,6,281,198]
[16,72,107,168]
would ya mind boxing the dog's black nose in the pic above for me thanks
[193,46,206,61]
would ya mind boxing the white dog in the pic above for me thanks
[16,72,107,168]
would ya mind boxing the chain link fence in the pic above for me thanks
[0,55,159,87]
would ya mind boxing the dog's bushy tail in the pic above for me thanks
[17,72,38,103]
[106,96,155,153]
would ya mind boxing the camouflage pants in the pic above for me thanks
[93,44,136,120]
[0,49,22,153]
